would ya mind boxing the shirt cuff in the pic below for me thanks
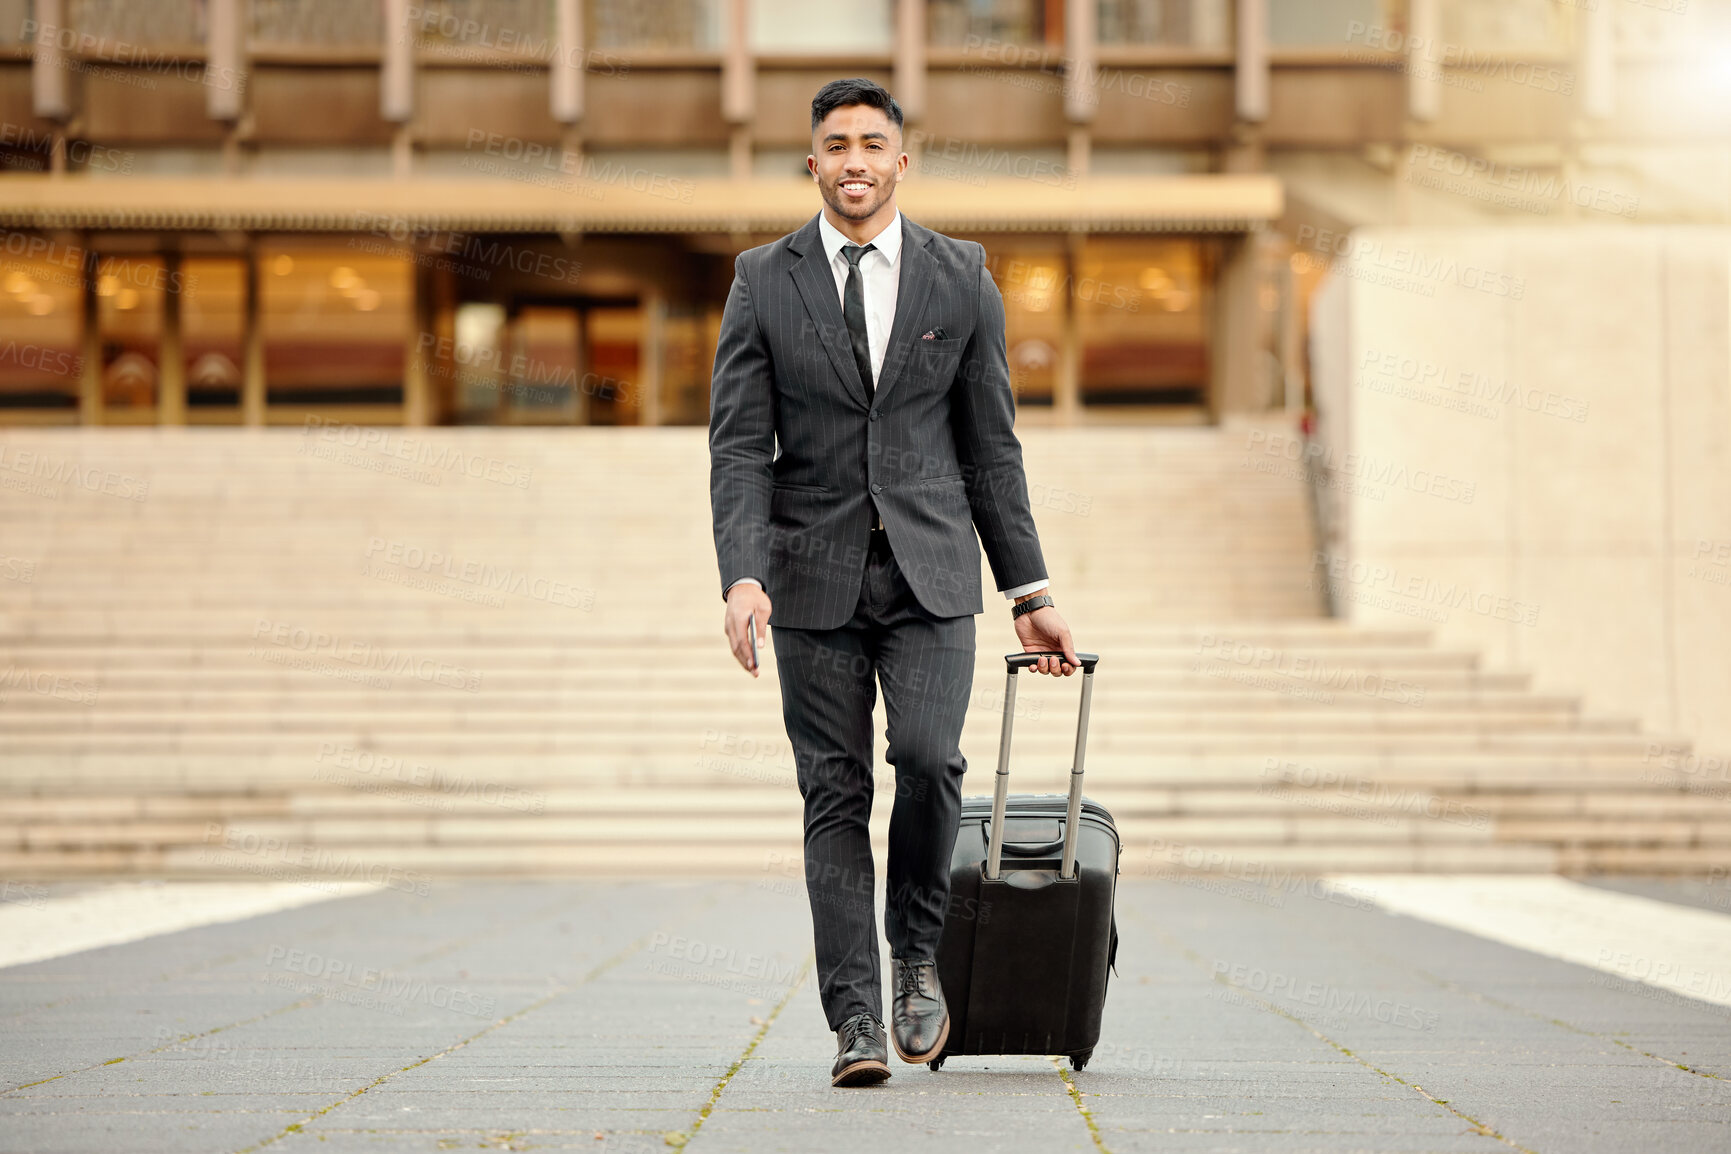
[1001,578,1050,600]
[725,577,763,596]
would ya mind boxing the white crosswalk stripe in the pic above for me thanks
[0,880,379,969]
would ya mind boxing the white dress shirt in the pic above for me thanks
[727,209,1048,603]
[817,207,901,388]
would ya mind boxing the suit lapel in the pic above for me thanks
[786,214,871,411]
[871,218,936,409]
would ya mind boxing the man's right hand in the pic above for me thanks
[724,583,774,677]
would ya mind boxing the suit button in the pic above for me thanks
[869,409,879,421]
[870,483,883,495]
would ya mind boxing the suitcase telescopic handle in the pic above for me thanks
[986,651,1099,882]
[1005,651,1099,673]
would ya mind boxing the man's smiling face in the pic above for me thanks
[808,103,906,224]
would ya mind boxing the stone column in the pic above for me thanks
[1055,233,1084,425]
[404,258,430,426]
[723,0,753,180]
[639,288,666,427]
[551,0,584,123]
[242,246,265,427]
[1234,0,1266,123]
[32,0,69,121]
[1209,232,1262,415]
[79,241,101,425]
[1406,0,1440,123]
[894,0,925,123]
[159,251,186,425]
[207,0,245,121]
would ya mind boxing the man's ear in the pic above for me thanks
[806,154,819,181]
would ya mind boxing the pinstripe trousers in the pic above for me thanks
[771,526,976,1030]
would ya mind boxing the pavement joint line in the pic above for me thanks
[1322,875,1731,1012]
[228,908,693,1154]
[1121,904,1541,1154]
[0,885,627,1099]
[1052,1056,1113,1154]
[0,996,326,1096]
[301,1128,669,1140]
[662,952,813,1151]
[1409,966,1730,1085]
[1237,880,1731,1089]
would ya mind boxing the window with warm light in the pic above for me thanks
[182,258,246,416]
[508,307,581,422]
[259,247,412,406]
[977,238,1067,406]
[1078,238,1207,405]
[0,257,82,410]
[97,256,167,413]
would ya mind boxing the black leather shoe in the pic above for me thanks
[831,1012,891,1087]
[890,958,949,1062]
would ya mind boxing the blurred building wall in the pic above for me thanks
[1310,226,1731,754]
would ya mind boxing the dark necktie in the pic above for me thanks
[841,242,876,400]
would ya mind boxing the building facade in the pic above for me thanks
[0,0,1723,428]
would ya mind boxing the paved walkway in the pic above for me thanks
[2,876,1729,1153]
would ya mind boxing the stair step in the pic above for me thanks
[1,425,1713,877]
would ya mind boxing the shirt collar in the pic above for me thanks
[818,208,902,268]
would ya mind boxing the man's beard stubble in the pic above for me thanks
[819,174,890,222]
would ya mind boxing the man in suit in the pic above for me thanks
[709,78,1080,1087]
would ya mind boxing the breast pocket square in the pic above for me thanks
[920,327,949,340]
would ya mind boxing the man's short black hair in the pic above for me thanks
[810,78,904,136]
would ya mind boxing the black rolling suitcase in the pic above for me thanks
[930,650,1119,1073]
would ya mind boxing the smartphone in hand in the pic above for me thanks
[747,611,758,672]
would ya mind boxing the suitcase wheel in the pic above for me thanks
[1070,1048,1092,1072]
[927,1056,946,1072]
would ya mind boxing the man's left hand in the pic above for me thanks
[1013,603,1080,676]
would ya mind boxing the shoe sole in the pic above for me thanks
[831,1058,891,1087]
[892,1011,950,1064]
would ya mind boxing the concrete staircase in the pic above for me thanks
[1,423,1724,882]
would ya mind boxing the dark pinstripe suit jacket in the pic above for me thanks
[709,211,1048,630]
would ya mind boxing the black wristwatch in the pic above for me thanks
[1011,593,1054,620]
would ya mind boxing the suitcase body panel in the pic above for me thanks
[932,653,1120,1063]
[936,794,1120,1057]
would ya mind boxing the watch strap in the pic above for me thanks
[1010,593,1054,620]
